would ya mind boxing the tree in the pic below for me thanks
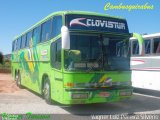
[0,52,3,64]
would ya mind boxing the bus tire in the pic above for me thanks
[15,72,22,88]
[43,78,52,104]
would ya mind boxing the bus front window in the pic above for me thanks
[64,34,130,71]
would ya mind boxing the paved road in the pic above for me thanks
[0,74,160,115]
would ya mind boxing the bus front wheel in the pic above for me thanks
[43,78,52,104]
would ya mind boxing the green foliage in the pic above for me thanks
[0,59,11,73]
[0,60,11,68]
[0,52,3,64]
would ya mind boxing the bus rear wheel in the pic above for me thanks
[43,78,52,104]
[15,72,22,88]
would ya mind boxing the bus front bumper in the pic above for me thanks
[63,87,133,104]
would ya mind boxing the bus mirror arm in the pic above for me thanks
[133,33,145,56]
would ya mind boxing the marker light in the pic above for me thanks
[65,82,74,87]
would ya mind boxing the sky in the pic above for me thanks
[0,0,159,54]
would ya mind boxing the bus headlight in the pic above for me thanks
[72,93,88,99]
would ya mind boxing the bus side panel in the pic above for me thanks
[132,70,160,91]
[17,44,43,94]
[131,56,160,91]
[50,71,64,103]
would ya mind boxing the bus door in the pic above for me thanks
[51,39,63,97]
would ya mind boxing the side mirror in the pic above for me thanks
[61,26,70,49]
[65,50,81,62]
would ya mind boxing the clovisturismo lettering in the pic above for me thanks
[70,18,126,30]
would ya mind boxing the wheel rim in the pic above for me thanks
[44,82,50,99]
[16,74,20,86]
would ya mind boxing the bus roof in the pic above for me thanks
[14,11,126,40]
[130,33,160,40]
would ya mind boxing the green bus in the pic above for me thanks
[11,11,142,104]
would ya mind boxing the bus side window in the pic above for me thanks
[116,41,129,57]
[33,25,41,44]
[153,37,160,54]
[132,40,139,55]
[26,31,32,47]
[21,34,26,49]
[17,37,22,50]
[14,40,17,51]
[51,16,62,38]
[41,19,51,42]
[51,39,61,69]
[12,41,15,52]
[144,39,151,54]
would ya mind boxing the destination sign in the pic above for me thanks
[65,14,129,34]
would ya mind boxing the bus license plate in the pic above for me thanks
[99,92,110,97]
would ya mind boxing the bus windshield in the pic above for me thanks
[64,34,130,71]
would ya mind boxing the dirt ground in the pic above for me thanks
[0,68,11,73]
[0,73,20,93]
